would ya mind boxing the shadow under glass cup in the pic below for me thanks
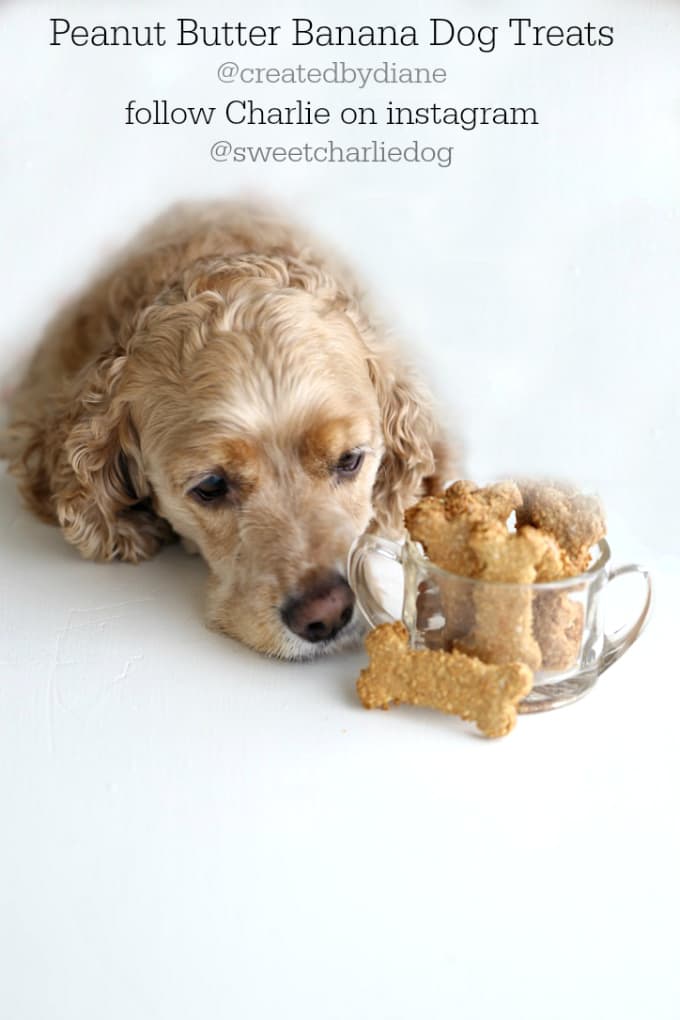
[348,536,652,712]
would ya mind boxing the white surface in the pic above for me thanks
[1,1,679,1018]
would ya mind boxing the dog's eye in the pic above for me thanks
[190,474,229,504]
[334,450,364,478]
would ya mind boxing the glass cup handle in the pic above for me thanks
[600,564,652,674]
[347,533,403,629]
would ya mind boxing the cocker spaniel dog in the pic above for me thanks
[3,202,450,658]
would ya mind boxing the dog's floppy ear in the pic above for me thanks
[12,346,173,562]
[328,291,451,532]
[365,346,449,532]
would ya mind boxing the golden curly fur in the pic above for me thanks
[3,201,451,658]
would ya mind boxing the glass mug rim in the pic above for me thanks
[401,537,611,591]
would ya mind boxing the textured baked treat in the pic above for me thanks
[401,479,604,672]
[404,496,478,576]
[405,481,566,669]
[516,480,605,667]
[532,591,584,671]
[404,481,524,643]
[516,481,606,577]
[356,480,605,739]
[356,622,533,738]
[403,498,477,642]
[442,479,522,526]
[465,523,564,670]
[404,481,522,570]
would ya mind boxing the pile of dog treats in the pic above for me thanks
[356,480,606,737]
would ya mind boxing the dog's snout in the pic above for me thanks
[281,572,355,644]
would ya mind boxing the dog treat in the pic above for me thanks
[354,479,606,740]
[465,523,564,670]
[404,480,522,573]
[404,481,524,642]
[403,478,605,673]
[443,479,522,526]
[405,481,565,668]
[357,622,533,738]
[515,480,604,667]
[532,591,584,672]
[404,497,478,576]
[404,499,477,640]
[516,480,606,578]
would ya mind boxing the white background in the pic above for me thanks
[1,2,678,1018]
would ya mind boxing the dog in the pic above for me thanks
[2,201,451,658]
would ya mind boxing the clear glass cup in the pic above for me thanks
[348,535,651,712]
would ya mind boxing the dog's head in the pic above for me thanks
[22,254,442,658]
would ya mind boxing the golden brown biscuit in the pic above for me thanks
[404,498,477,642]
[513,481,603,669]
[404,481,523,573]
[443,479,522,525]
[517,481,606,578]
[404,481,524,645]
[532,591,584,672]
[404,496,478,576]
[468,522,562,585]
[357,621,533,738]
[463,523,563,670]
[399,478,605,682]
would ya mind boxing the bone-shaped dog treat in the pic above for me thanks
[464,523,563,670]
[404,482,524,644]
[443,479,522,526]
[517,481,606,578]
[404,498,477,642]
[532,591,584,671]
[404,481,523,574]
[357,622,533,738]
[514,481,603,669]
[404,496,478,576]
[395,478,606,689]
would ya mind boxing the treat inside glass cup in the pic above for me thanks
[349,479,652,713]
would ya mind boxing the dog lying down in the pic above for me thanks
[3,202,451,658]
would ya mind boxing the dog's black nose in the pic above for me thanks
[281,572,355,643]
